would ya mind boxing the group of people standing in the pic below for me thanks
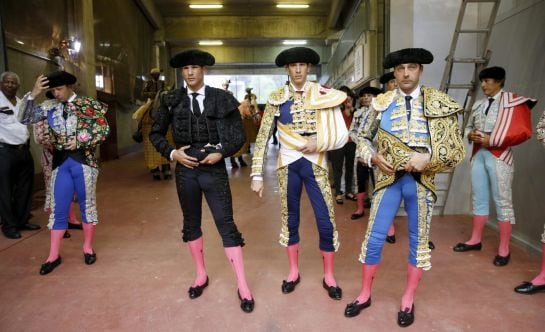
[1,41,543,326]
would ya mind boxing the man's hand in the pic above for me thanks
[172,146,199,169]
[471,130,491,147]
[371,149,394,175]
[31,75,49,99]
[200,152,222,165]
[405,152,430,173]
[251,179,264,198]
[297,136,317,154]
[64,137,77,151]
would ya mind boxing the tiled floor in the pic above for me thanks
[1,147,544,331]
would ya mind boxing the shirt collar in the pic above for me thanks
[489,90,502,101]
[67,93,77,103]
[289,81,308,94]
[398,85,421,99]
[188,85,206,96]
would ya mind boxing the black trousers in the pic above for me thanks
[356,162,374,193]
[329,141,356,195]
[0,145,34,233]
[175,161,244,247]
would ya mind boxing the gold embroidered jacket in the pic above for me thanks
[356,86,465,197]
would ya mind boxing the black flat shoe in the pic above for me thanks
[428,241,435,250]
[237,290,255,313]
[84,252,97,265]
[453,242,482,252]
[514,281,545,294]
[493,254,510,266]
[344,297,371,317]
[323,279,342,300]
[281,275,300,294]
[67,223,83,230]
[351,212,364,220]
[386,235,396,244]
[397,304,415,327]
[3,230,22,239]
[63,231,71,238]
[18,223,41,231]
[188,277,209,299]
[40,256,62,275]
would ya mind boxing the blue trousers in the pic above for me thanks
[359,173,434,269]
[277,158,338,252]
[49,157,98,229]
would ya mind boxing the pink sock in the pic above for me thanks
[466,215,488,245]
[387,224,395,236]
[188,237,207,287]
[353,193,365,215]
[224,246,252,300]
[531,244,545,285]
[68,202,81,224]
[46,230,65,262]
[82,222,95,254]
[287,244,299,281]
[321,251,337,287]
[498,221,512,257]
[355,263,378,304]
[401,263,423,311]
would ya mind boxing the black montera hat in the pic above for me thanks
[479,66,506,81]
[383,48,433,69]
[275,47,320,67]
[379,72,395,85]
[169,49,215,68]
[359,86,382,97]
[46,71,77,88]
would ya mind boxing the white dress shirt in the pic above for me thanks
[0,90,29,144]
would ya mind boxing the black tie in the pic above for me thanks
[191,92,201,117]
[405,96,412,121]
[484,98,494,116]
[62,102,68,119]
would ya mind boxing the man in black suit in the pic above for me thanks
[150,49,254,313]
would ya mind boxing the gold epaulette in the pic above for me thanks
[422,86,463,117]
[303,82,346,110]
[372,90,395,111]
[267,86,289,106]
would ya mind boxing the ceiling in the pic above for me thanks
[150,0,352,48]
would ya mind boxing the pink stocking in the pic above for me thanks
[224,246,253,300]
[355,263,379,304]
[188,237,207,287]
[498,221,512,257]
[387,224,395,237]
[46,230,65,262]
[82,222,95,254]
[68,202,81,224]
[287,244,299,281]
[321,251,337,286]
[353,193,365,215]
[466,215,488,245]
[401,263,423,311]
[531,244,545,285]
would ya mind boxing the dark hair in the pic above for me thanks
[338,85,356,108]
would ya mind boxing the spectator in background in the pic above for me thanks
[350,86,381,219]
[0,71,41,239]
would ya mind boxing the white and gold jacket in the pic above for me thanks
[251,82,348,179]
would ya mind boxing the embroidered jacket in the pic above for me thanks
[21,94,109,168]
[356,86,465,197]
[251,82,348,178]
[466,91,537,165]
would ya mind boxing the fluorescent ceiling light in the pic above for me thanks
[15,39,25,45]
[189,4,223,9]
[199,40,223,46]
[277,4,309,8]
[283,40,307,45]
